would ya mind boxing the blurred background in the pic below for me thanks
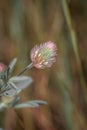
[0,0,87,130]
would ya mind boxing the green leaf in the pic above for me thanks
[14,100,47,108]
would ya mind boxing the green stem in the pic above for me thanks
[17,63,33,76]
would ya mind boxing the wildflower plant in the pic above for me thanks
[0,41,57,111]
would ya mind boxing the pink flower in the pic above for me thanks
[30,41,57,69]
[0,63,6,73]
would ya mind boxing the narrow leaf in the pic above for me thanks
[8,58,17,74]
[12,77,33,89]
[14,100,47,108]
[9,76,32,82]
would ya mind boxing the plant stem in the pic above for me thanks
[17,63,33,76]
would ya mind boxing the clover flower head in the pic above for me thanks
[30,41,57,69]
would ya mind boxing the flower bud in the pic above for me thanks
[0,63,6,73]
